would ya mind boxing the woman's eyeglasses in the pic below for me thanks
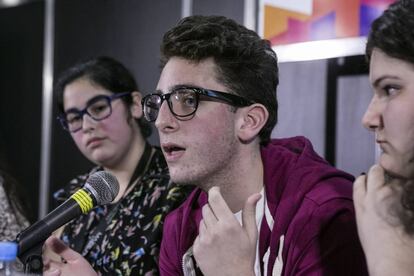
[58,92,131,133]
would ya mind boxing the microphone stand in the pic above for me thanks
[16,226,47,274]
[17,241,44,274]
[14,199,79,274]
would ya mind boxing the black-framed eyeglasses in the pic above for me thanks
[141,86,254,122]
[58,92,131,133]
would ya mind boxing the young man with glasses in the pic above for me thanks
[42,17,368,276]
[146,15,368,275]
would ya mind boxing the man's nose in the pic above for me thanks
[155,101,178,132]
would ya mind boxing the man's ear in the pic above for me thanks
[130,91,143,119]
[236,104,269,143]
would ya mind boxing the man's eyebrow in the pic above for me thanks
[156,84,195,94]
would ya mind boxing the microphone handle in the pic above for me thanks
[17,198,81,256]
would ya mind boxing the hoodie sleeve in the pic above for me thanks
[284,198,368,275]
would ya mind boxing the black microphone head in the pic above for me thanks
[84,171,119,205]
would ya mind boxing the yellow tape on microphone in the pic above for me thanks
[71,189,94,214]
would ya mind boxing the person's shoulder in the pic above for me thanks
[262,136,332,177]
[264,137,354,203]
[283,178,357,247]
[291,170,356,234]
[269,137,354,199]
[282,195,365,275]
[297,150,354,206]
[304,173,354,207]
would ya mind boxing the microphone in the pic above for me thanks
[17,170,120,258]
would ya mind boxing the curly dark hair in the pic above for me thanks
[386,176,414,236]
[55,56,152,138]
[160,15,279,145]
[0,142,33,223]
[400,179,414,235]
[367,0,414,236]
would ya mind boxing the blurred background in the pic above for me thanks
[0,0,391,220]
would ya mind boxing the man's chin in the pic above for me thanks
[170,175,196,187]
[170,175,188,185]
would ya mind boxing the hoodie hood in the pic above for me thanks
[259,136,354,272]
[261,136,354,233]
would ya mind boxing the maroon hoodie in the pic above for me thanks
[159,137,368,275]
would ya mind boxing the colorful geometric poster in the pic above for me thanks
[259,0,395,61]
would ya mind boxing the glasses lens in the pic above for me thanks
[87,98,111,120]
[170,88,197,117]
[143,94,162,121]
[64,112,82,132]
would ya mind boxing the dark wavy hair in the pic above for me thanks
[160,15,279,145]
[366,0,414,64]
[386,176,414,236]
[366,0,414,236]
[55,56,152,138]
[0,144,32,223]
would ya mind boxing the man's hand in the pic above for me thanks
[43,236,98,276]
[193,186,261,276]
[353,164,414,276]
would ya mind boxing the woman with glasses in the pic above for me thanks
[353,0,414,275]
[42,56,191,276]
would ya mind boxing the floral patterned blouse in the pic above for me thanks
[0,175,30,241]
[53,144,192,275]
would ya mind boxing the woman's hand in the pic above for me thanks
[43,236,98,276]
[354,165,414,276]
